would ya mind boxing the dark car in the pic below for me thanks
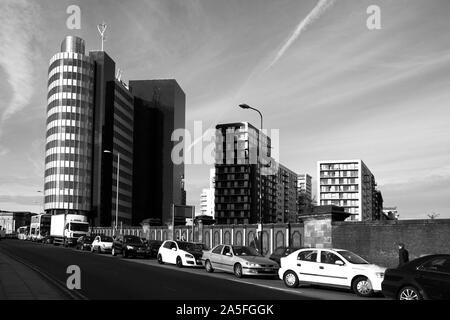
[112,235,150,258]
[77,235,95,251]
[147,240,163,258]
[269,246,302,265]
[382,254,450,300]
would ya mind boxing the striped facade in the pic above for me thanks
[112,81,134,224]
[44,36,95,214]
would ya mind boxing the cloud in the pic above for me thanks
[0,0,41,129]
[265,0,336,71]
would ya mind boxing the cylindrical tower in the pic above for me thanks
[44,36,95,215]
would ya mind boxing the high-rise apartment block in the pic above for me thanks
[297,174,312,201]
[317,160,380,221]
[214,122,297,225]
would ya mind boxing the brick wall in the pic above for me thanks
[332,219,450,268]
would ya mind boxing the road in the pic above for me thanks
[0,240,387,300]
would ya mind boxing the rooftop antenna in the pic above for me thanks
[97,22,107,51]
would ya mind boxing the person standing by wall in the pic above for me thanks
[398,243,409,267]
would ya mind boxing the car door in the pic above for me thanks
[416,257,450,300]
[160,241,171,262]
[315,250,349,287]
[294,249,319,283]
[221,246,234,272]
[167,241,179,264]
[209,245,225,270]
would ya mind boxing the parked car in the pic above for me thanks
[194,243,210,252]
[279,248,386,297]
[203,245,279,278]
[382,254,450,300]
[91,235,113,253]
[269,246,302,265]
[41,235,53,244]
[76,235,95,251]
[112,235,150,258]
[157,240,204,267]
[147,240,163,258]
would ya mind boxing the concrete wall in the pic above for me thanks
[332,219,450,268]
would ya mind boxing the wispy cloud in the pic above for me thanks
[265,0,336,71]
[0,0,41,130]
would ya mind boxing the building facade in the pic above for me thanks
[45,36,134,227]
[317,159,378,221]
[276,164,298,223]
[129,80,186,226]
[45,36,95,216]
[297,174,312,201]
[199,168,215,218]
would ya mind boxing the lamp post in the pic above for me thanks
[37,191,44,213]
[104,150,120,236]
[238,103,264,254]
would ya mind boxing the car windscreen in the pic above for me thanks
[337,250,369,264]
[100,236,113,242]
[70,223,89,232]
[233,246,261,257]
[124,236,143,244]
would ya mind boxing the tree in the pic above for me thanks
[428,212,440,220]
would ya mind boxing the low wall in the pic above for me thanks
[93,223,304,256]
[332,219,450,268]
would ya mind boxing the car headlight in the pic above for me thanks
[245,262,259,267]
[126,245,134,250]
[375,272,384,278]
[185,254,194,259]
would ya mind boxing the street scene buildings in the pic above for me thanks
[1,1,449,303]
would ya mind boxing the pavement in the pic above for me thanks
[0,246,65,300]
[0,240,388,300]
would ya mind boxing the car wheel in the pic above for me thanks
[205,260,214,273]
[352,276,374,297]
[176,256,183,268]
[112,247,116,256]
[122,249,128,258]
[283,270,299,288]
[157,254,164,264]
[398,286,422,300]
[234,263,243,278]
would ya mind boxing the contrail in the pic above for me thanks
[264,0,336,71]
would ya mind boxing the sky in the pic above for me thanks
[0,0,449,220]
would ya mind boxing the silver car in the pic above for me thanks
[203,244,279,278]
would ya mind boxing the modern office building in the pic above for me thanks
[129,80,186,226]
[317,159,378,221]
[214,122,278,225]
[297,174,312,201]
[276,164,298,223]
[45,36,134,226]
[199,168,216,218]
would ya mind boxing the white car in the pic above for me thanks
[279,248,386,297]
[157,240,204,268]
[91,235,113,253]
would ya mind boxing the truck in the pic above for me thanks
[50,214,89,246]
[29,214,51,242]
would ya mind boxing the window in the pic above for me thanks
[297,250,318,262]
[321,251,344,264]
[421,257,450,274]
[222,246,232,256]
[212,245,224,254]
[163,241,172,249]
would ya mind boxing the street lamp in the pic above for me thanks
[238,103,264,254]
[104,150,120,235]
[37,191,44,213]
